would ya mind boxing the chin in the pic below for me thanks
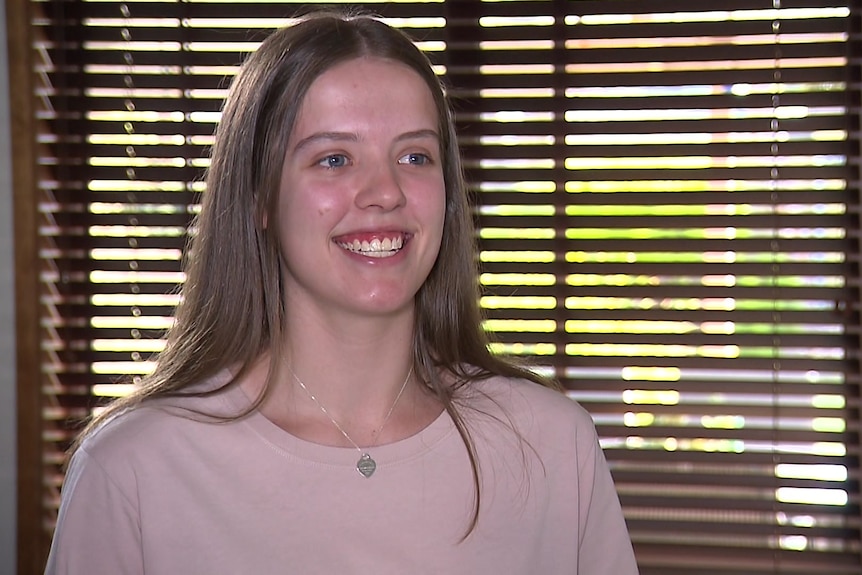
[350,293,416,317]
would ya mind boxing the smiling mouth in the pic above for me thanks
[336,235,405,258]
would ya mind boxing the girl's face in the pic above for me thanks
[276,56,446,322]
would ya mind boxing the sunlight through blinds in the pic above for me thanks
[451,1,862,573]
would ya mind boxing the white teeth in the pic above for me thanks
[338,235,405,258]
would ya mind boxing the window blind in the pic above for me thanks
[451,1,861,573]
[12,0,862,573]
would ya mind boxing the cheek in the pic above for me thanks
[279,181,341,225]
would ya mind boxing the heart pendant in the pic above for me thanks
[356,453,376,478]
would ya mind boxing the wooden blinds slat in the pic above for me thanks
[17,0,862,573]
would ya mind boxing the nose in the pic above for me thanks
[354,161,406,211]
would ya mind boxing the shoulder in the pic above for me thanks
[59,405,185,514]
[76,374,240,473]
[81,404,181,457]
[464,374,598,442]
[73,403,189,487]
[469,373,591,419]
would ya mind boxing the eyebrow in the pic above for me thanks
[397,129,441,143]
[291,129,440,154]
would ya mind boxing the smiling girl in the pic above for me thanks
[45,12,638,575]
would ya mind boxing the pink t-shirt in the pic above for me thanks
[46,372,638,574]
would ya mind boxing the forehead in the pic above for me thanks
[290,56,439,137]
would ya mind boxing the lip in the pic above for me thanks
[333,230,412,259]
[333,230,409,244]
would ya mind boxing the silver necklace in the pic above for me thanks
[288,364,413,478]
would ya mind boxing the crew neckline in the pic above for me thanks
[214,369,456,471]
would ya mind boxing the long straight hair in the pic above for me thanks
[75,11,560,535]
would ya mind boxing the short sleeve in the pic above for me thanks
[44,447,144,575]
[576,423,640,574]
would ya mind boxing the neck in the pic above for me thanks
[233,294,446,450]
[253,304,413,432]
[238,316,443,452]
[288,361,413,448]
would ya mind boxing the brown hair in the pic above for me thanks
[76,11,559,535]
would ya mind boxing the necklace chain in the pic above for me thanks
[287,363,413,478]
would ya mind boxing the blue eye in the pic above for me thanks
[398,153,431,166]
[318,154,348,168]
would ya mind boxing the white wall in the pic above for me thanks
[0,0,18,571]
